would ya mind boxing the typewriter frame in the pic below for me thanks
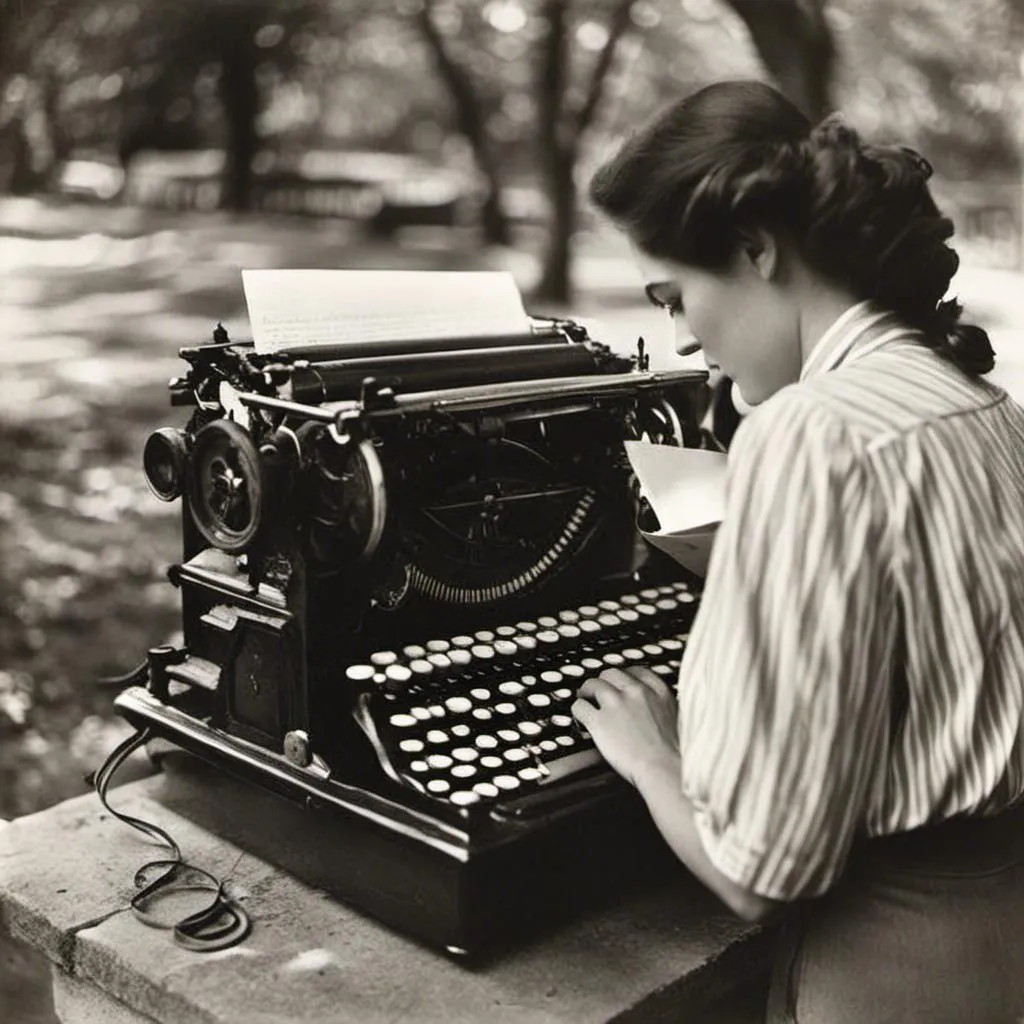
[116,321,709,957]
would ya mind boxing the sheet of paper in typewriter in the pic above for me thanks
[624,440,727,578]
[241,268,533,353]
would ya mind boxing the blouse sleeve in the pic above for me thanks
[677,390,897,901]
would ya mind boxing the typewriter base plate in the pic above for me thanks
[116,685,683,959]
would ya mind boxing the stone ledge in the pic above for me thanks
[1,755,771,1024]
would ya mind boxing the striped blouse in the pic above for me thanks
[677,301,1024,902]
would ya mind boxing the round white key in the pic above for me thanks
[427,754,453,770]
[560,664,586,678]
[555,734,575,747]
[539,739,558,753]
[451,724,471,738]
[470,688,492,701]
[504,748,529,762]
[409,760,428,773]
[472,708,493,721]
[517,767,543,781]
[495,702,517,715]
[452,747,479,762]
[399,739,425,753]
[427,779,451,794]
[540,670,563,685]
[497,728,520,743]
[498,681,525,696]
[581,657,603,671]
[551,714,573,728]
[445,696,472,714]
[473,782,499,799]
[451,764,477,778]
[410,706,432,721]
[346,664,376,682]
[493,775,520,790]
[389,713,418,728]
[553,687,573,701]
[480,755,503,769]
[425,729,448,744]
[518,721,543,736]
[450,791,479,806]
[527,693,551,708]
[475,734,499,749]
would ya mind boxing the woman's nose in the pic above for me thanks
[673,320,701,357]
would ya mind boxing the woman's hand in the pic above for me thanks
[572,666,679,788]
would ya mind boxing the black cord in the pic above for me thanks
[93,727,252,951]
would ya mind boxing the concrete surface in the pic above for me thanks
[0,757,772,1024]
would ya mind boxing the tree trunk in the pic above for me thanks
[417,1,512,246]
[216,16,260,212]
[534,151,576,305]
[724,0,835,121]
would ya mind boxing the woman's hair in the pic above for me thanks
[589,80,994,376]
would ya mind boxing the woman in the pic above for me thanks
[575,80,1024,1023]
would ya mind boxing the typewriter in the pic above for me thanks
[114,287,709,956]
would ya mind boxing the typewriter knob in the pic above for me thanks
[283,729,312,768]
[143,428,188,502]
[187,420,264,553]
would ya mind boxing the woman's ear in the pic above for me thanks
[738,228,778,281]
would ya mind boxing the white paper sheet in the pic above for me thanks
[623,441,728,578]
[241,269,533,353]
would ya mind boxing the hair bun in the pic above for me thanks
[945,322,995,376]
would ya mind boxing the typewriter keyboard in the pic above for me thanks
[349,581,699,808]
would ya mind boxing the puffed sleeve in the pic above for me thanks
[677,390,898,900]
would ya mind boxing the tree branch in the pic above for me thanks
[538,0,569,156]
[573,0,635,136]
[724,0,835,121]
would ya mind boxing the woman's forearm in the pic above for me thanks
[633,752,782,923]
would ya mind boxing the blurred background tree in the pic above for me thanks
[1,0,1021,296]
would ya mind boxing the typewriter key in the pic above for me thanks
[403,644,428,660]
[470,687,491,701]
[512,635,538,652]
[514,621,538,634]
[370,651,398,667]
[643,643,666,657]
[550,714,573,728]
[518,721,543,737]
[451,764,477,778]
[495,625,518,638]
[560,664,586,679]
[345,665,376,682]
[410,760,429,773]
[478,756,501,770]
[504,748,530,763]
[498,681,525,696]
[444,696,472,714]
[622,648,645,662]
[473,782,499,799]
[656,598,679,612]
[427,754,454,770]
[555,734,576,747]
[618,608,640,623]
[494,701,517,716]
[389,713,418,728]
[427,653,452,671]
[426,639,451,653]
[399,739,425,753]
[493,775,520,791]
[470,644,495,661]
[651,664,674,677]
[428,704,445,718]
[578,605,600,617]
[556,624,581,641]
[657,585,676,595]
[537,616,559,629]
[602,653,625,667]
[450,791,479,806]
[620,594,641,606]
[517,767,543,782]
[425,729,448,744]
[474,630,496,643]
[520,674,537,687]
[660,638,683,652]
[598,600,621,612]
[451,724,471,738]
[409,659,434,679]
[597,613,621,628]
[471,708,493,721]
[678,592,696,604]
[580,657,603,672]
[410,707,432,721]
[640,588,661,600]
[497,728,520,743]
[536,630,560,646]
[452,747,478,762]
[475,734,499,749]
[448,649,472,668]
[493,640,518,658]
[539,740,559,753]
[450,635,475,649]
[527,693,552,708]
[578,620,601,635]
[427,779,451,795]
[540,670,562,684]
[558,609,581,624]
[385,664,413,684]
[635,603,658,617]
[552,688,573,701]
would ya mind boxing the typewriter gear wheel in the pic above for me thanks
[187,419,264,553]
[400,438,602,605]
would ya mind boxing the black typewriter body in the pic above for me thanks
[116,316,709,956]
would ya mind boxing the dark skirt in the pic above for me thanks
[767,803,1024,1024]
